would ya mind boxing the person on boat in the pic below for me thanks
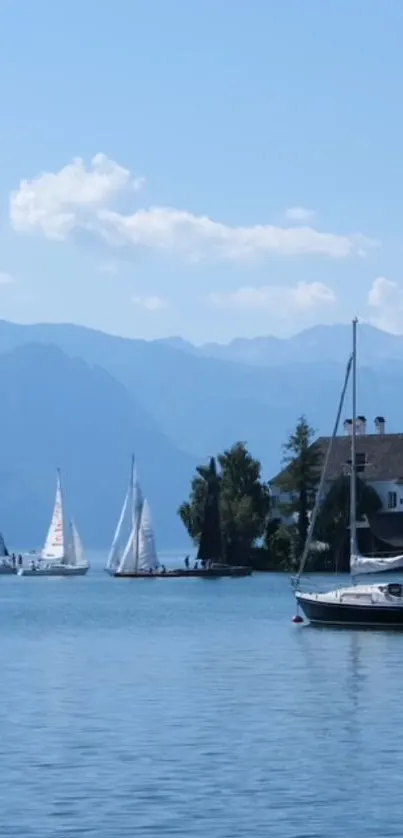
[11,553,16,570]
[30,559,36,571]
[160,564,166,574]
[184,555,189,570]
[194,560,198,570]
[18,554,22,568]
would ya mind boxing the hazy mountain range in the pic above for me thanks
[157,323,403,367]
[0,319,402,549]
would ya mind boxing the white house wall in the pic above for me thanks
[368,480,403,512]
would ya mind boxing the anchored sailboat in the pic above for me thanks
[19,470,89,577]
[295,318,403,627]
[106,456,160,577]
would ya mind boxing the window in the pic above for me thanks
[388,491,397,510]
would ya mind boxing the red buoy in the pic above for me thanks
[292,614,304,624]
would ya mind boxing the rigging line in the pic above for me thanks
[293,352,353,587]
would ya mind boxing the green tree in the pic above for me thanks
[316,473,382,570]
[267,524,294,570]
[279,416,321,559]
[178,441,271,564]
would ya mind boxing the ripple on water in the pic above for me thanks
[0,562,402,836]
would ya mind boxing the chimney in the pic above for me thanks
[344,419,353,435]
[356,415,367,435]
[375,416,385,435]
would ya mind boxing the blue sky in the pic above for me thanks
[0,0,403,343]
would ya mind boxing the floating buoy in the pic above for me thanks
[292,614,304,624]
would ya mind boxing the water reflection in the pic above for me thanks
[0,570,401,836]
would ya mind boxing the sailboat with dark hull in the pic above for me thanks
[295,318,403,628]
[194,457,252,578]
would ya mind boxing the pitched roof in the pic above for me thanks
[272,433,403,485]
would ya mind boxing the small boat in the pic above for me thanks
[18,470,89,577]
[187,563,251,578]
[295,318,403,627]
[106,456,160,577]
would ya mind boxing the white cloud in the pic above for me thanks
[368,276,403,333]
[0,271,15,285]
[209,281,336,315]
[97,207,372,261]
[132,176,146,192]
[98,261,118,275]
[130,294,167,311]
[10,153,376,261]
[285,206,316,223]
[10,153,143,241]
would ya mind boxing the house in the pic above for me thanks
[270,416,403,557]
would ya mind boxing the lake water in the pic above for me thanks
[0,553,401,837]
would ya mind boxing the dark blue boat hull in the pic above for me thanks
[296,594,403,628]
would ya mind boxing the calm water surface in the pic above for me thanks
[0,554,402,837]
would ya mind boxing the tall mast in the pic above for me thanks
[133,456,142,573]
[350,318,358,560]
[129,454,136,569]
[57,466,67,562]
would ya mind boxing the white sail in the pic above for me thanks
[116,473,144,574]
[70,520,87,567]
[41,471,66,561]
[351,552,403,575]
[106,488,130,571]
[138,499,159,570]
[133,469,143,523]
[107,455,146,573]
[117,526,136,573]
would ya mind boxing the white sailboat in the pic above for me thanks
[106,455,160,577]
[295,318,403,627]
[18,470,89,577]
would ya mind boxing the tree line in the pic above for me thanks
[179,416,381,572]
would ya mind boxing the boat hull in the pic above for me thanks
[296,592,403,628]
[18,564,89,577]
[107,565,252,579]
[0,564,16,575]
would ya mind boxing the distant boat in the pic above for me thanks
[106,455,160,577]
[18,470,89,577]
[0,532,15,575]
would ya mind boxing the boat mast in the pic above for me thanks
[294,351,352,586]
[128,454,137,571]
[350,318,358,564]
[134,459,141,573]
[57,467,68,562]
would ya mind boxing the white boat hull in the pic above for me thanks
[18,564,89,577]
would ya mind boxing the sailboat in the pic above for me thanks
[18,470,89,577]
[106,456,161,577]
[295,318,403,627]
